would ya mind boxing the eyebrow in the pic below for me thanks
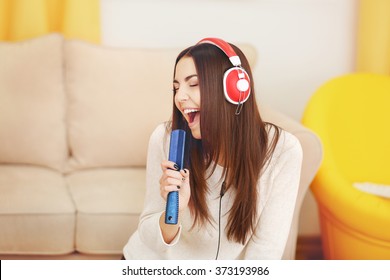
[173,74,198,84]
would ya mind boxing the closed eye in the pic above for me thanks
[173,83,179,93]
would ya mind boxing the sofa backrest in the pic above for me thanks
[0,34,68,171]
[65,39,177,171]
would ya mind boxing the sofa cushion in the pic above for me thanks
[66,168,146,254]
[0,34,67,171]
[353,182,390,198]
[65,41,176,170]
[0,165,75,254]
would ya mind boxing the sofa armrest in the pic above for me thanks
[260,105,323,259]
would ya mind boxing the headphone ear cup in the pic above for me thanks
[223,67,251,105]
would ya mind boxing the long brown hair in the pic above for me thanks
[170,42,280,244]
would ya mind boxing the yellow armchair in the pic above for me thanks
[302,73,390,259]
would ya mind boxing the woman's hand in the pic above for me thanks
[159,160,191,213]
[158,160,191,244]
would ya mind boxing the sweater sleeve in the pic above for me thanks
[243,131,303,259]
[137,124,182,253]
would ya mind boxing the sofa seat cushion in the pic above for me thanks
[0,34,67,171]
[66,168,146,254]
[0,165,75,255]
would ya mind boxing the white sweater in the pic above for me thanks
[123,123,302,260]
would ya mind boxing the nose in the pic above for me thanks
[175,87,189,103]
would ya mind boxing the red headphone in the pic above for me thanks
[197,38,251,105]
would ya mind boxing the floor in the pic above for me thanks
[295,236,324,260]
[1,236,324,260]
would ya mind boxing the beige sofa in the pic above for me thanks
[0,34,322,260]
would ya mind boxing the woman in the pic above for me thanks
[123,38,302,259]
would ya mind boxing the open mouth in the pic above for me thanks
[183,108,200,124]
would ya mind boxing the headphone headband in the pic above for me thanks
[197,37,242,67]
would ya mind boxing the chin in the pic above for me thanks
[190,130,201,139]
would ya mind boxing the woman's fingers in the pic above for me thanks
[160,170,185,199]
[160,183,182,200]
[165,169,183,179]
[180,169,189,182]
[160,161,190,207]
[161,160,179,171]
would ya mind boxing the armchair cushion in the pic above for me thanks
[353,182,390,198]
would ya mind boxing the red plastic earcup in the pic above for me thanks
[223,67,251,104]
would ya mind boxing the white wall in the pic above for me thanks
[101,0,357,120]
[100,0,357,235]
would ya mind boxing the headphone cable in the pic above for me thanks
[215,181,226,260]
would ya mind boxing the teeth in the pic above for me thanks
[184,108,199,114]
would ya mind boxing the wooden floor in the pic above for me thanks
[2,236,324,260]
[295,236,324,260]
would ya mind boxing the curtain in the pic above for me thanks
[0,0,100,43]
[356,0,390,75]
